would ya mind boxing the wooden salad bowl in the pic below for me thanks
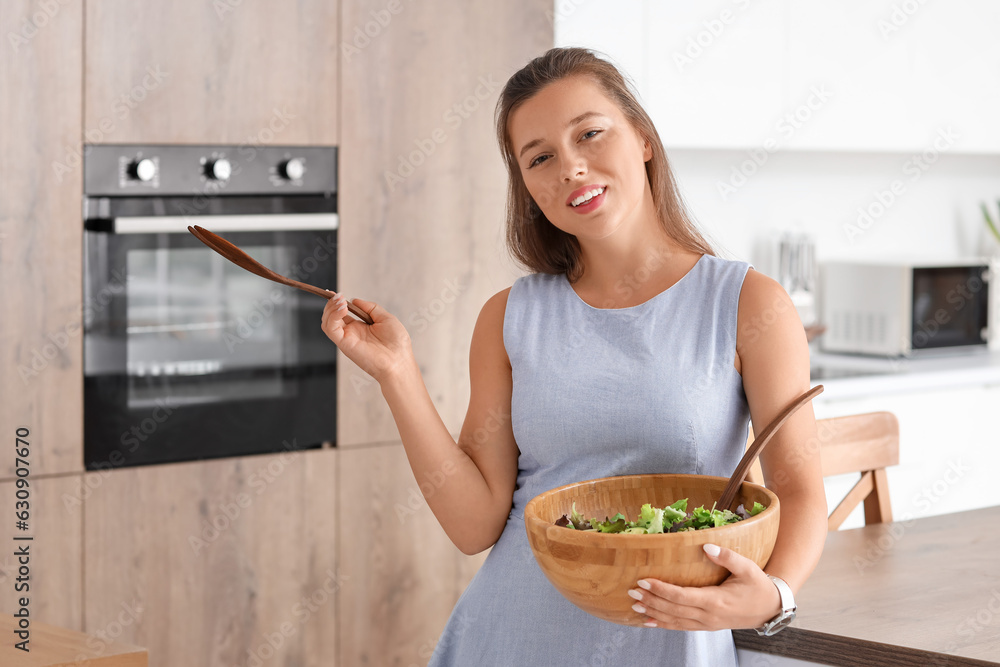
[523,473,780,626]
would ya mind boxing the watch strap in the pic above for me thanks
[755,575,797,636]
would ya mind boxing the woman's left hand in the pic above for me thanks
[628,544,782,631]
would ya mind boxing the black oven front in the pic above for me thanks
[83,145,339,469]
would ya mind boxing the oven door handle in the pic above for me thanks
[109,213,339,234]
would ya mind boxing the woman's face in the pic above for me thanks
[508,75,653,243]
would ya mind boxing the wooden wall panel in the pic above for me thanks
[0,1,84,477]
[84,450,338,667]
[0,474,84,631]
[84,1,338,145]
[337,0,553,446]
[338,443,489,666]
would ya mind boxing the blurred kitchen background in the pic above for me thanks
[560,3,1000,265]
[1,1,999,666]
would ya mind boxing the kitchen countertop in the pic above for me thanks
[0,614,147,666]
[734,506,1000,666]
[809,348,1000,400]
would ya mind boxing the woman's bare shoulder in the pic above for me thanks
[470,287,514,363]
[738,268,792,319]
[735,268,807,374]
[482,286,513,316]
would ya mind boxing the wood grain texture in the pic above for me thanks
[818,411,899,477]
[719,385,824,510]
[821,412,898,530]
[734,506,1000,666]
[827,470,874,530]
[0,613,146,667]
[0,1,84,477]
[524,474,779,626]
[84,449,339,667]
[0,475,84,631]
[745,411,899,530]
[336,0,553,446]
[84,1,338,144]
[338,443,487,666]
[865,467,892,525]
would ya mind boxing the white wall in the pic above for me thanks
[667,148,1000,271]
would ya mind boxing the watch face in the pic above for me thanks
[757,611,795,637]
[766,611,796,636]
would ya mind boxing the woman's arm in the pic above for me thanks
[625,268,828,630]
[737,269,828,593]
[322,289,520,555]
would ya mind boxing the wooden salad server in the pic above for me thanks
[187,224,374,325]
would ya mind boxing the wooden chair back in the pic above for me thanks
[744,411,900,530]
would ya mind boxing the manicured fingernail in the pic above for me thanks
[703,543,721,557]
[631,603,646,614]
[627,589,643,601]
[637,580,651,590]
[643,621,657,628]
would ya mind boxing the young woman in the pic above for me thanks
[322,47,827,666]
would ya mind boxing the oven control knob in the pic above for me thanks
[128,157,156,182]
[278,158,305,181]
[205,158,232,181]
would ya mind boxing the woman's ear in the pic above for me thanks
[643,137,653,162]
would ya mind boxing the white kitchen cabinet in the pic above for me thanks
[784,0,1000,153]
[736,650,827,667]
[814,382,1000,530]
[554,0,647,96]
[782,2,917,152]
[644,0,786,149]
[560,1,785,149]
[557,0,1000,152]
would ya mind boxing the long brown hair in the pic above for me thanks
[495,47,714,281]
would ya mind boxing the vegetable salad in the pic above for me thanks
[555,498,766,533]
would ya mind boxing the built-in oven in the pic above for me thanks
[83,144,339,469]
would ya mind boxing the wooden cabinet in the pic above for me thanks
[0,1,84,477]
[0,474,84,631]
[338,443,487,666]
[337,0,552,446]
[83,450,338,667]
[4,1,554,664]
[84,1,339,144]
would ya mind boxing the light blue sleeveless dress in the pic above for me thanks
[428,254,754,666]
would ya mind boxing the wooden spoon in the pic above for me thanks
[187,225,374,325]
[717,385,825,511]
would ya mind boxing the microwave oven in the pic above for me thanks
[820,258,999,357]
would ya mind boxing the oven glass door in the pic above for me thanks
[84,225,339,468]
[911,266,989,351]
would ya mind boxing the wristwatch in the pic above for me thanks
[755,575,796,636]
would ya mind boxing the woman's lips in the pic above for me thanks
[566,185,607,214]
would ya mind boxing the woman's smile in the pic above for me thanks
[567,184,607,213]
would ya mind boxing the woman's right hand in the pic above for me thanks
[320,292,415,383]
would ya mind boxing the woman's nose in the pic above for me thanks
[560,152,587,182]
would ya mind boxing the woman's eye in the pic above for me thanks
[528,154,550,168]
[582,129,602,140]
